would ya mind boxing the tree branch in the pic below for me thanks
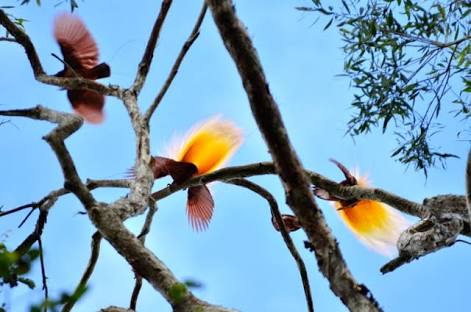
[37,235,48,312]
[0,36,17,42]
[62,232,102,312]
[129,203,158,311]
[130,0,173,94]
[381,195,468,273]
[205,1,381,310]
[228,178,314,312]
[144,2,207,124]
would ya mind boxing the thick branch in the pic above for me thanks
[131,0,173,94]
[206,1,381,310]
[129,203,158,311]
[88,202,236,312]
[382,195,468,273]
[144,2,207,123]
[228,179,314,312]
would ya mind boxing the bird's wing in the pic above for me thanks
[54,13,99,72]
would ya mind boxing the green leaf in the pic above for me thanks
[324,18,334,30]
[18,277,35,289]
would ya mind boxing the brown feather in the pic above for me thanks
[67,89,104,124]
[150,157,197,183]
[54,13,99,76]
[187,185,214,231]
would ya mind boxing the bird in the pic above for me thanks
[313,159,410,256]
[53,13,110,124]
[150,116,243,231]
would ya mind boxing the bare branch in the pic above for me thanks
[37,235,48,312]
[306,169,426,218]
[382,195,468,273]
[205,1,381,310]
[144,2,207,123]
[131,0,173,94]
[0,36,16,42]
[62,232,102,312]
[129,203,158,311]
[228,178,314,312]
[86,178,132,189]
[15,204,50,256]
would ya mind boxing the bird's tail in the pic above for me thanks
[170,116,243,175]
[335,173,410,257]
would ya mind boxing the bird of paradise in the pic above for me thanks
[53,13,110,123]
[150,116,243,231]
[314,159,409,256]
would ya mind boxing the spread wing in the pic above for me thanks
[54,13,99,72]
[187,185,214,231]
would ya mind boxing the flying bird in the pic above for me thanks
[313,159,410,256]
[53,13,110,124]
[150,117,243,231]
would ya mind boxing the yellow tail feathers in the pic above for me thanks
[336,173,410,257]
[171,116,243,175]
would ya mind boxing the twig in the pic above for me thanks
[144,2,208,123]
[62,232,102,312]
[15,206,49,256]
[129,203,157,310]
[131,0,173,94]
[18,208,36,228]
[206,1,381,310]
[0,202,38,217]
[228,178,314,312]
[37,235,48,312]
[0,36,16,42]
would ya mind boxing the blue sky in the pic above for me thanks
[0,1,469,311]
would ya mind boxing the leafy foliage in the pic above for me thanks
[0,243,39,289]
[19,0,80,11]
[29,287,88,312]
[299,0,470,174]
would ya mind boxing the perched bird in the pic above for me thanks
[53,13,110,124]
[313,159,410,256]
[151,116,243,231]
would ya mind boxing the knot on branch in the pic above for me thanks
[381,194,467,273]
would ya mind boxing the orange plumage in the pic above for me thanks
[314,160,409,256]
[152,116,243,230]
